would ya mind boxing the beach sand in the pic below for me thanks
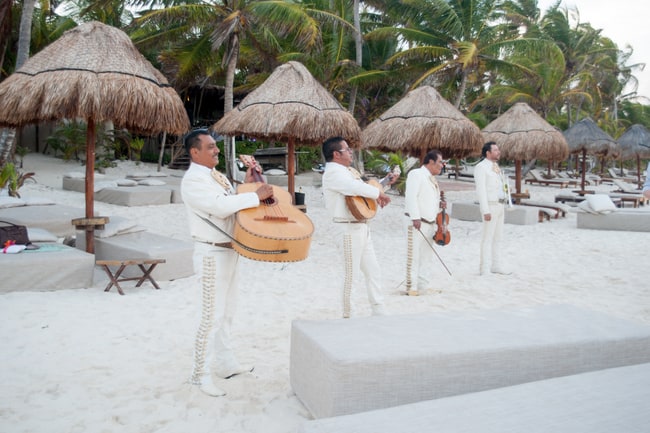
[1,153,648,433]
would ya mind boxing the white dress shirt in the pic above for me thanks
[322,162,381,221]
[474,158,506,216]
[405,166,441,222]
[181,162,260,243]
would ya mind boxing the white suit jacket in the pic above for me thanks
[181,162,260,243]
[322,162,380,221]
[474,158,506,216]
[405,166,440,222]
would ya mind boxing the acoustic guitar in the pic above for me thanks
[345,166,401,221]
[234,155,314,262]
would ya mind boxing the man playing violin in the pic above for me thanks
[181,128,273,397]
[404,150,446,296]
[321,136,397,318]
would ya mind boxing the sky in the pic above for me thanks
[537,0,650,103]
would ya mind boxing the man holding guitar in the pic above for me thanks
[181,128,273,397]
[404,150,446,296]
[321,136,397,318]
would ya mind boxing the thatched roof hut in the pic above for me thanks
[0,21,189,135]
[213,61,360,195]
[563,117,617,191]
[482,103,568,161]
[361,86,483,160]
[616,124,650,185]
[563,117,617,156]
[482,103,568,195]
[0,21,190,252]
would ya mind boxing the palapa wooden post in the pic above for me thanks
[85,119,96,254]
[288,137,296,202]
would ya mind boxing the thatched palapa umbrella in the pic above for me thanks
[482,103,568,200]
[362,86,483,162]
[563,117,617,192]
[616,124,650,187]
[213,61,361,198]
[0,21,190,253]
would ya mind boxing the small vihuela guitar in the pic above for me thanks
[345,166,401,221]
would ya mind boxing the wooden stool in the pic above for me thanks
[96,258,166,295]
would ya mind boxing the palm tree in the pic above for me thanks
[131,0,321,177]
[363,0,551,109]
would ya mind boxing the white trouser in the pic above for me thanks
[190,242,240,383]
[406,221,436,291]
[341,223,384,318]
[480,202,505,273]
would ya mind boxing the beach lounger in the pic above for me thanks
[75,226,194,281]
[518,199,570,218]
[450,201,547,224]
[298,363,650,433]
[577,208,650,232]
[0,242,95,292]
[0,201,83,237]
[63,173,180,205]
[575,194,650,231]
[524,169,571,188]
[606,167,637,183]
[611,178,642,194]
[290,304,650,419]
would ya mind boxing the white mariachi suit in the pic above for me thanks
[404,166,441,292]
[181,162,259,385]
[322,162,386,318]
[474,158,508,274]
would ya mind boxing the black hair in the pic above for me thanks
[183,128,211,155]
[423,150,442,165]
[322,136,346,162]
[481,141,497,158]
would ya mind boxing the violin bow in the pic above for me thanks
[417,228,452,276]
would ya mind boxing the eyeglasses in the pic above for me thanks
[337,148,353,154]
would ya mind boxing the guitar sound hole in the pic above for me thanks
[262,197,277,206]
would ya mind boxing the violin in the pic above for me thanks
[433,191,451,246]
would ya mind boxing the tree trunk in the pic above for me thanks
[453,69,469,108]
[222,33,240,180]
[16,0,36,69]
[350,0,363,173]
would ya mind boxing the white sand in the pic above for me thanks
[1,153,648,433]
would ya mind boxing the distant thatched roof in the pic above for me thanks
[213,61,360,146]
[361,86,482,159]
[482,103,568,161]
[0,21,189,135]
[563,117,618,157]
[617,124,650,160]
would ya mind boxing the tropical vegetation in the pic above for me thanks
[1,0,649,176]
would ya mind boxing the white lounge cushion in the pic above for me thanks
[299,363,650,433]
[137,179,166,186]
[95,216,145,238]
[585,194,616,213]
[115,178,138,187]
[27,227,59,242]
[63,171,85,179]
[577,199,598,214]
[94,180,118,192]
[290,305,650,419]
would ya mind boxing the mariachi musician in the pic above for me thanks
[321,136,397,319]
[404,150,446,296]
[181,128,273,397]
